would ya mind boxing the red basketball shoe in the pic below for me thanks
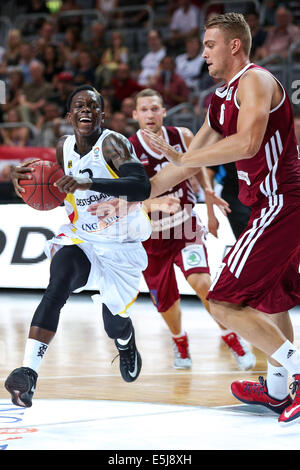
[172,332,192,369]
[278,374,300,426]
[221,332,256,370]
[231,376,292,414]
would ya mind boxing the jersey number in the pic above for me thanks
[79,168,93,178]
[219,103,225,125]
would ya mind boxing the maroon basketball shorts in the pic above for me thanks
[207,195,300,314]
[143,227,210,313]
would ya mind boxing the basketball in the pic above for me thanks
[19,160,65,211]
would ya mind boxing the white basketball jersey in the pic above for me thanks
[61,129,151,243]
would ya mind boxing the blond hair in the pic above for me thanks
[134,88,164,107]
[205,12,252,57]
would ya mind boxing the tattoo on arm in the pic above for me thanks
[102,133,139,173]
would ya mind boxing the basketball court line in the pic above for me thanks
[1,398,299,451]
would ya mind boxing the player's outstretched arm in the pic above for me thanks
[144,70,274,168]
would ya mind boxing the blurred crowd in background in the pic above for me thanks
[0,0,299,200]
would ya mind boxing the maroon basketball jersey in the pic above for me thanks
[130,126,197,252]
[208,63,300,207]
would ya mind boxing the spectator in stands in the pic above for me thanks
[57,0,83,32]
[94,0,119,28]
[125,0,155,27]
[18,60,54,124]
[85,21,108,69]
[95,0,119,16]
[120,97,139,135]
[168,0,200,54]
[95,31,128,88]
[102,96,113,128]
[245,10,268,61]
[2,69,25,115]
[3,29,22,67]
[58,26,82,71]
[72,48,95,86]
[35,101,62,148]
[111,62,144,110]
[42,44,64,84]
[175,35,206,94]
[261,0,277,27]
[137,29,166,86]
[151,55,189,109]
[48,71,75,116]
[108,111,135,137]
[120,96,135,120]
[17,42,35,84]
[256,5,300,61]
[0,108,31,147]
[36,19,57,49]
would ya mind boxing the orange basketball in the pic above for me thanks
[19,160,65,211]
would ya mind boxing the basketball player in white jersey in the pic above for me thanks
[142,13,300,426]
[5,85,152,408]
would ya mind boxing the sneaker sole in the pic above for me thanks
[279,412,300,427]
[173,361,192,370]
[231,390,289,415]
[5,378,32,408]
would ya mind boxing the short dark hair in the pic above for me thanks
[66,85,104,112]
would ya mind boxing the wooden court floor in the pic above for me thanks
[1,290,300,409]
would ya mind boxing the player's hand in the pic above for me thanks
[11,158,40,197]
[143,195,181,214]
[204,189,231,216]
[141,129,182,165]
[87,198,139,220]
[54,175,92,193]
[207,213,219,238]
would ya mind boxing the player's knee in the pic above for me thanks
[188,273,211,297]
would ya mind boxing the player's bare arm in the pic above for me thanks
[148,122,230,216]
[56,132,151,202]
[144,70,276,168]
[101,132,140,171]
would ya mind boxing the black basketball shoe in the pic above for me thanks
[5,367,38,408]
[114,328,142,382]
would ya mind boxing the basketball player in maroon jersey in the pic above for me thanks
[143,13,300,426]
[128,88,256,370]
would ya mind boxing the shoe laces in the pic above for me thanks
[173,335,189,359]
[290,376,300,402]
[222,332,245,357]
[114,341,136,370]
[243,376,265,396]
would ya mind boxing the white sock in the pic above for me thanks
[266,362,289,399]
[271,340,300,376]
[23,338,48,374]
[172,329,185,339]
[220,329,235,337]
[117,332,132,346]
